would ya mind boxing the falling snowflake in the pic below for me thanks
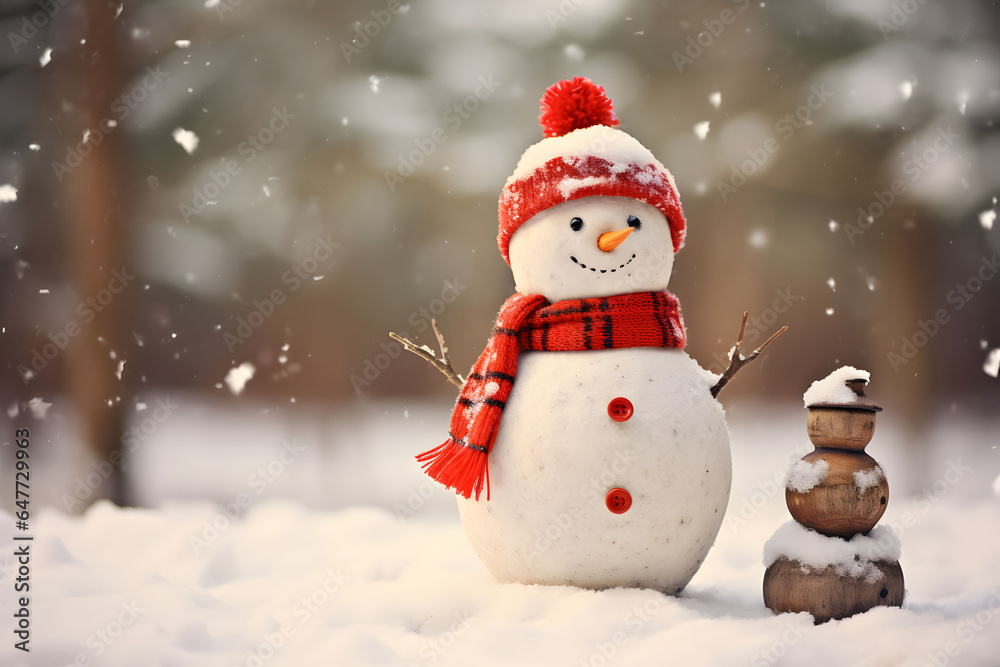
[693,121,710,140]
[956,90,969,116]
[0,184,17,203]
[172,128,200,154]
[709,92,721,109]
[563,44,585,61]
[979,209,996,230]
[225,362,256,395]
[984,348,1000,379]
[28,397,52,419]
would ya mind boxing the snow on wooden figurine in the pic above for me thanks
[391,78,785,594]
[763,366,904,623]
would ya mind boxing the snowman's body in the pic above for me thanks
[457,347,731,592]
[452,194,732,593]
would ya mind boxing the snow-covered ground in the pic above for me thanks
[2,398,999,666]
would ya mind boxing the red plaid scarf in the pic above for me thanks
[417,290,685,501]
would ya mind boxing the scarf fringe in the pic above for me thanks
[416,440,490,500]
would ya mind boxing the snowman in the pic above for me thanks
[406,78,780,594]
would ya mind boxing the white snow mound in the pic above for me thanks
[803,365,870,408]
[763,521,900,583]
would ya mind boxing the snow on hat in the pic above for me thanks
[497,77,687,265]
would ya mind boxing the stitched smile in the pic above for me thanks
[569,254,637,273]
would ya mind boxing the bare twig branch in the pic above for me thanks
[711,311,788,399]
[389,319,465,389]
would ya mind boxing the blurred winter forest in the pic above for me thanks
[0,0,998,507]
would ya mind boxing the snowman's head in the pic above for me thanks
[509,195,674,301]
[497,78,687,299]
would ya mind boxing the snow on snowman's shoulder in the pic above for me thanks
[786,458,829,493]
[670,351,722,388]
[763,521,901,583]
[802,365,870,408]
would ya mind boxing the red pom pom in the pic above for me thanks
[539,77,619,138]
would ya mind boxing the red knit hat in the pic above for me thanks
[497,78,687,265]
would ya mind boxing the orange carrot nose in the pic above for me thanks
[597,227,634,252]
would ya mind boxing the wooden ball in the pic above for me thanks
[763,557,904,623]
[807,408,876,450]
[786,450,888,538]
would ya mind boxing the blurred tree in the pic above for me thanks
[60,0,129,504]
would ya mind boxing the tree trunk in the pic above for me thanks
[61,0,130,506]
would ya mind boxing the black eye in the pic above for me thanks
[627,215,641,230]
[570,217,583,231]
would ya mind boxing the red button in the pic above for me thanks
[607,397,633,422]
[606,488,632,514]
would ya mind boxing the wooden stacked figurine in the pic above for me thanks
[763,366,904,623]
